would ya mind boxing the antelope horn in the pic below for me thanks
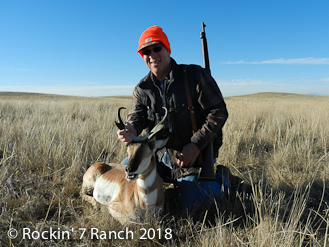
[115,107,126,130]
[148,107,168,140]
[129,107,168,143]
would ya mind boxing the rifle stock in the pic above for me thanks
[198,22,216,181]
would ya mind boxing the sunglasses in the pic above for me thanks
[142,46,162,56]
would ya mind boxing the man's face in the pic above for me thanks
[142,44,171,80]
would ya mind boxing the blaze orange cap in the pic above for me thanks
[137,26,171,57]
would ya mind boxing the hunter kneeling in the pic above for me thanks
[117,25,231,211]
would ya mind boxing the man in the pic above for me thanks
[117,26,229,210]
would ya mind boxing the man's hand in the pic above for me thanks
[177,143,200,167]
[116,124,137,145]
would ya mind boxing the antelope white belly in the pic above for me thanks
[94,177,120,205]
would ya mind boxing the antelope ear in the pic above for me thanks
[154,138,169,150]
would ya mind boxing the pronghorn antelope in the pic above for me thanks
[80,107,168,224]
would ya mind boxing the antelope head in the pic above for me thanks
[116,107,168,181]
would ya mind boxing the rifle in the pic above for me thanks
[198,22,216,181]
[201,22,210,73]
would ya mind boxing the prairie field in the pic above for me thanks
[0,92,328,246]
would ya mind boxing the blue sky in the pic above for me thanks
[1,0,328,97]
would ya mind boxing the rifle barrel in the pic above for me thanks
[201,22,210,73]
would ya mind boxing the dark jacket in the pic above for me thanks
[127,59,228,161]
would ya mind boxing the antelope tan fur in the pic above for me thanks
[80,107,168,224]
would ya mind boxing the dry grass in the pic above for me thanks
[0,92,328,246]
